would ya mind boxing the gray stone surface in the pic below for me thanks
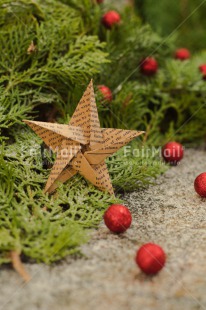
[1,149,206,310]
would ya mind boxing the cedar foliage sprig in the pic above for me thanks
[0,0,170,267]
[99,52,206,145]
[0,129,120,265]
[0,129,164,265]
[0,0,108,128]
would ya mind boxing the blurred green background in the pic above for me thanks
[134,0,206,51]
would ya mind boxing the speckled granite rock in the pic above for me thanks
[0,149,206,310]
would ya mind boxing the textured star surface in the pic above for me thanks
[24,80,144,195]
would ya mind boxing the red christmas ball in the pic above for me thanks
[199,64,206,80]
[135,243,166,275]
[98,85,112,102]
[140,57,158,76]
[194,172,206,197]
[199,64,206,73]
[102,11,121,29]
[162,141,184,165]
[175,48,190,61]
[104,204,132,233]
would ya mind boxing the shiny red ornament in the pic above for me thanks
[102,11,121,29]
[194,172,206,197]
[175,48,190,61]
[104,204,132,233]
[140,57,158,76]
[98,85,113,102]
[162,141,184,165]
[135,243,166,275]
[199,64,206,80]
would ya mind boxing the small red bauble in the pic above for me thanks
[199,64,206,73]
[199,64,206,80]
[135,243,166,275]
[98,85,112,102]
[104,204,132,233]
[102,11,121,29]
[140,57,158,76]
[162,141,184,165]
[194,172,206,197]
[175,48,190,61]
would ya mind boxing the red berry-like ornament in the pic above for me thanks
[104,204,132,233]
[162,141,184,165]
[98,85,112,102]
[194,172,206,197]
[102,11,121,29]
[199,64,206,80]
[135,243,166,275]
[140,57,158,76]
[175,48,190,61]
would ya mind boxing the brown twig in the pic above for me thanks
[122,94,132,108]
[143,124,151,143]
[10,251,31,283]
[127,0,134,7]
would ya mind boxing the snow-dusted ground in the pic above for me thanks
[1,149,206,310]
